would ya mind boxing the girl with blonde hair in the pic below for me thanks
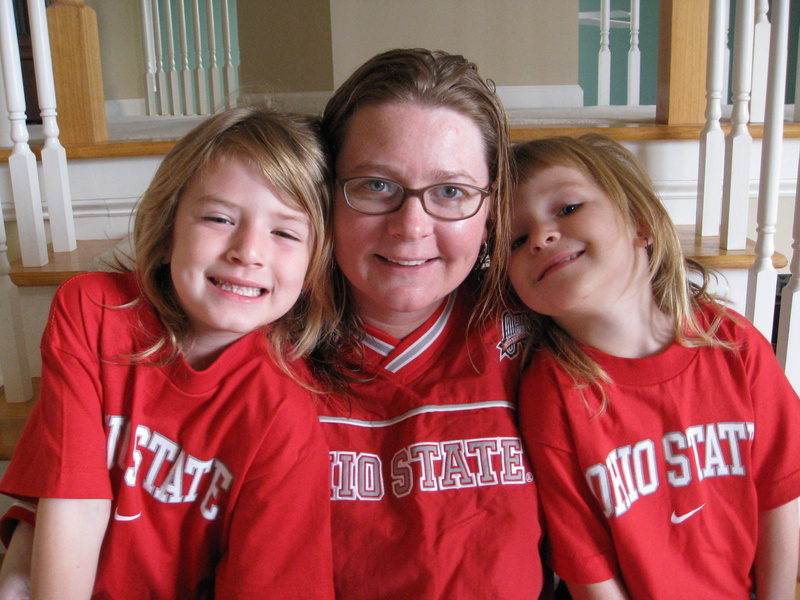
[0,104,336,599]
[510,133,800,600]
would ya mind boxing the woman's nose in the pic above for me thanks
[386,194,434,239]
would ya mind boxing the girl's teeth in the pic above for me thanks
[212,278,263,297]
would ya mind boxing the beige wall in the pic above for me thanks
[88,1,577,100]
[238,0,333,92]
[329,0,578,88]
[85,0,145,101]
[237,0,580,94]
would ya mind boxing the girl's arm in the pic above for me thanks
[567,577,631,600]
[0,521,33,600]
[754,498,799,600]
[30,498,110,600]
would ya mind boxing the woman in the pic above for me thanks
[0,49,546,600]
[312,48,545,599]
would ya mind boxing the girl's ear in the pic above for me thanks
[633,222,653,249]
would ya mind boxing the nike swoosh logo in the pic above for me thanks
[670,504,705,524]
[114,509,142,522]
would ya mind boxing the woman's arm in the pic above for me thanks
[755,498,799,600]
[30,499,110,600]
[567,576,631,600]
[0,521,33,600]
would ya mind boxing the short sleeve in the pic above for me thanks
[0,275,113,502]
[738,323,800,510]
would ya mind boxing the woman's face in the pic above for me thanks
[333,102,491,337]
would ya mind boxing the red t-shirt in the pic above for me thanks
[0,272,334,599]
[520,305,800,599]
[318,290,545,599]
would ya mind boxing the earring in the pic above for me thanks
[476,241,490,270]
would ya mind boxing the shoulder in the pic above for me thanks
[518,349,577,449]
[52,271,140,309]
[696,301,768,350]
[44,271,153,352]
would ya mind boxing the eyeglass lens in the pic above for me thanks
[343,178,486,220]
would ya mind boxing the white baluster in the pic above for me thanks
[0,217,33,403]
[749,0,770,123]
[776,194,800,393]
[720,0,755,251]
[28,0,74,253]
[192,0,208,115]
[206,0,221,110]
[221,0,236,108]
[597,0,611,106]
[177,0,193,114]
[697,0,727,238]
[746,0,789,337]
[140,0,157,115]
[722,1,731,105]
[151,0,168,115]
[0,0,47,266]
[626,0,640,106]
[163,0,180,115]
[794,25,800,122]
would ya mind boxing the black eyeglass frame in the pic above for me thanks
[337,177,492,222]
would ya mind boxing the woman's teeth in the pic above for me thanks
[386,257,427,266]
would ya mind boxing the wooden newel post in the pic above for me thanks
[656,0,710,125]
[47,0,107,144]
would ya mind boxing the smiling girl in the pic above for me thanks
[0,105,336,599]
[509,134,800,600]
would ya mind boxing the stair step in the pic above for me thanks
[0,379,38,461]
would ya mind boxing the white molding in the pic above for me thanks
[496,85,584,109]
[237,90,332,115]
[105,98,148,118]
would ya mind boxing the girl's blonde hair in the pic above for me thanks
[320,47,513,331]
[512,134,730,408]
[133,103,336,365]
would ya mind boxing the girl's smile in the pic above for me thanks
[509,164,649,327]
[167,155,312,364]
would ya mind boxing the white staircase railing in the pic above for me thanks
[720,0,754,251]
[696,0,800,388]
[746,0,788,337]
[141,0,238,116]
[748,0,770,122]
[28,0,74,255]
[0,0,46,267]
[579,0,642,106]
[0,0,57,400]
[696,0,727,239]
